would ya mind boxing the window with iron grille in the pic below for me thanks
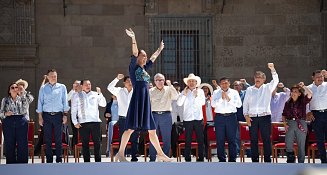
[0,0,35,44]
[148,16,213,85]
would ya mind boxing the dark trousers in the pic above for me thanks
[149,112,172,161]
[3,115,28,164]
[79,122,101,162]
[70,117,78,149]
[214,113,238,162]
[171,122,183,157]
[203,121,214,159]
[43,112,63,163]
[118,116,139,160]
[183,120,204,161]
[34,126,43,155]
[249,115,272,162]
[312,111,327,163]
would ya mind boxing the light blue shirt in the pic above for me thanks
[36,82,70,113]
[111,100,119,121]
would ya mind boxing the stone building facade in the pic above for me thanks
[0,0,326,127]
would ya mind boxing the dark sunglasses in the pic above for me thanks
[10,86,18,89]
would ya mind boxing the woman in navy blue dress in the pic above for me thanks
[115,28,173,162]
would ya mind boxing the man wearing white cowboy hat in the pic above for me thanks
[177,73,205,162]
[16,79,33,121]
[211,77,242,162]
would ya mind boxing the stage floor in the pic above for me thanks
[0,155,323,164]
[0,156,326,175]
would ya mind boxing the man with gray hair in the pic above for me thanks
[149,73,179,161]
[243,63,279,163]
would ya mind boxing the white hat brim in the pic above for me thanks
[199,83,213,95]
[183,76,201,87]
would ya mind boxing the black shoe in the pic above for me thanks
[185,158,191,162]
[251,158,259,162]
[196,158,204,162]
[286,152,295,163]
[131,157,138,162]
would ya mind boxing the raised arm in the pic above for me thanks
[126,28,138,57]
[96,87,107,107]
[267,63,279,92]
[107,74,124,96]
[150,40,164,63]
[298,82,313,99]
[41,75,47,88]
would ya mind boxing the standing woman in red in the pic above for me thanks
[115,28,173,162]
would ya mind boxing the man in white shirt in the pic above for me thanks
[71,79,106,162]
[107,74,139,161]
[67,80,81,150]
[172,81,183,123]
[171,81,183,157]
[243,63,279,162]
[270,82,290,122]
[67,80,81,101]
[308,70,327,163]
[211,77,242,162]
[149,73,179,161]
[177,73,205,162]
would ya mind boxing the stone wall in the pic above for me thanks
[323,0,327,69]
[214,0,323,86]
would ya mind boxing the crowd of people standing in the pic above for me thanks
[0,29,327,164]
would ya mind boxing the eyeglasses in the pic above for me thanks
[155,79,165,82]
[10,86,18,89]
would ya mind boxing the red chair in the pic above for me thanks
[176,130,198,162]
[74,129,94,162]
[207,125,229,162]
[271,122,298,163]
[143,132,165,162]
[41,129,69,163]
[307,130,327,163]
[27,122,35,163]
[239,122,264,162]
[110,124,132,162]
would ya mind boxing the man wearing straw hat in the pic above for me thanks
[16,79,33,121]
[211,77,242,162]
[177,73,205,162]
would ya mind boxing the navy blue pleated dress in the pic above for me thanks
[125,56,156,131]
